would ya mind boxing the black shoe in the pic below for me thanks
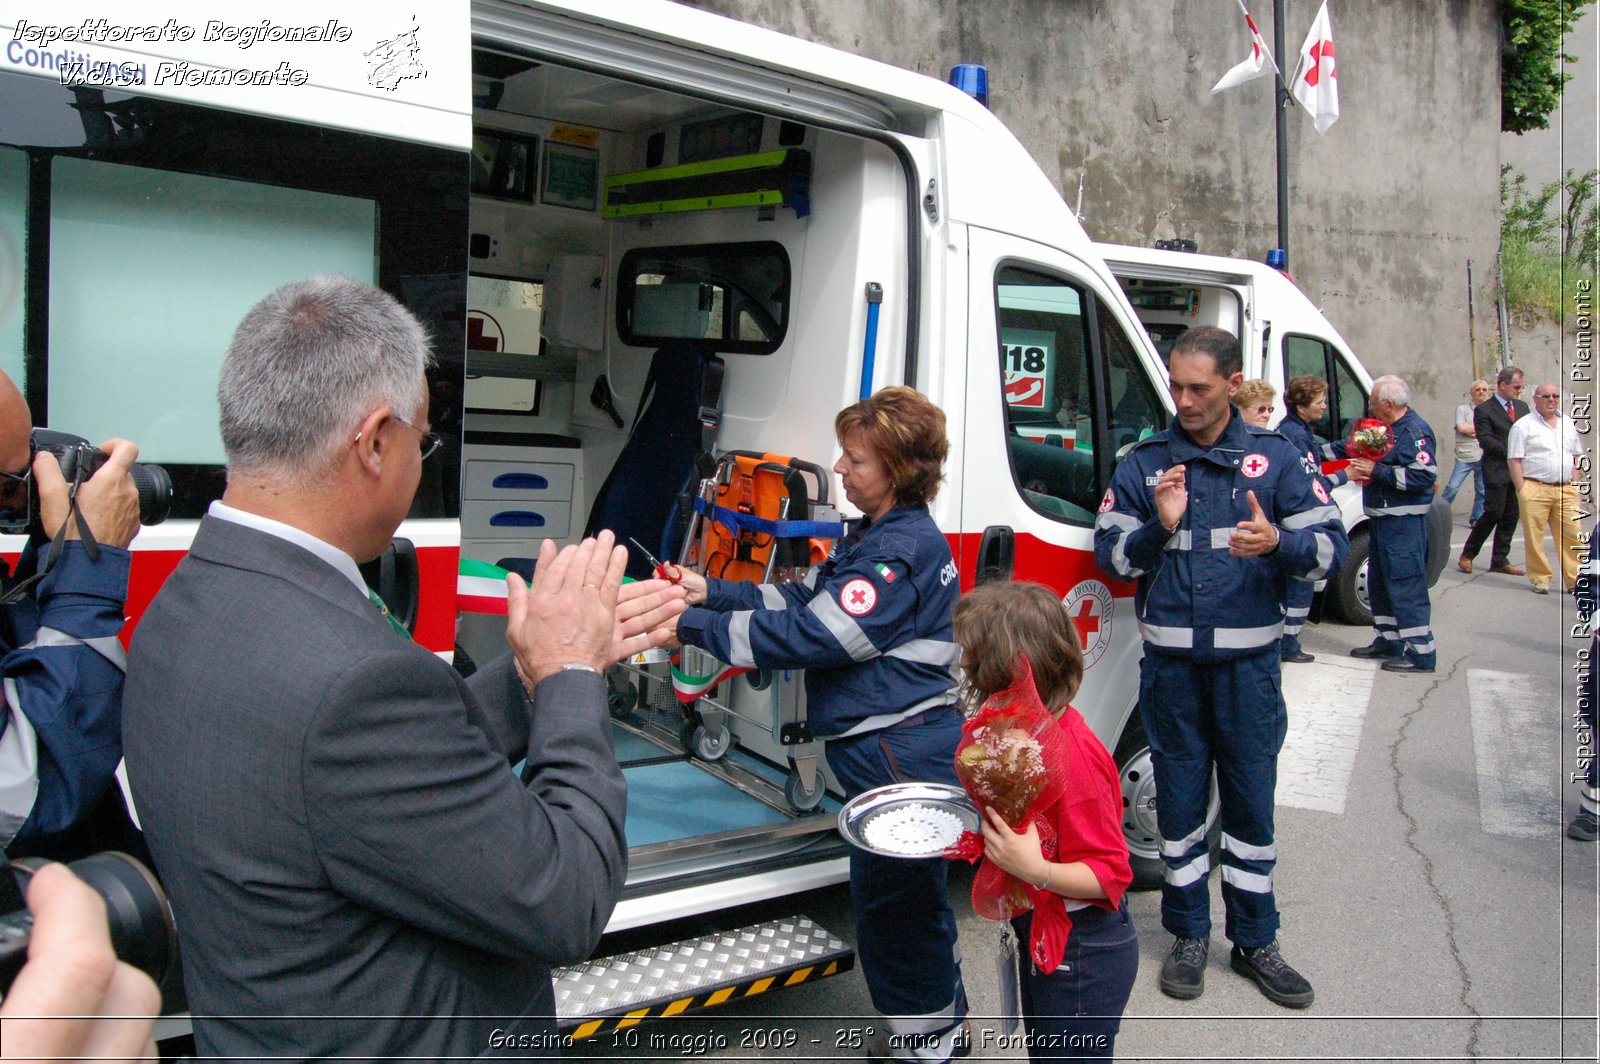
[1350,643,1402,660]
[1381,658,1435,674]
[1568,810,1600,842]
[1281,651,1315,664]
[1230,940,1315,1008]
[1159,936,1208,1000]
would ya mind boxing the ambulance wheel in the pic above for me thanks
[691,723,734,762]
[785,765,827,813]
[1327,526,1374,627]
[1113,712,1221,891]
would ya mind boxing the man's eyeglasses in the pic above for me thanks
[0,442,35,488]
[392,416,443,460]
[1534,392,1561,401]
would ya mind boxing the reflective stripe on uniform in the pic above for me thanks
[1138,622,1194,649]
[830,693,957,739]
[1220,866,1273,894]
[1096,512,1146,578]
[1160,820,1210,858]
[1166,530,1193,551]
[726,611,759,667]
[1366,503,1433,517]
[1209,528,1234,550]
[0,680,41,847]
[1304,530,1337,581]
[808,593,878,662]
[1164,853,1210,887]
[884,639,961,666]
[1283,505,1342,530]
[1221,833,1276,861]
[1214,623,1284,650]
[759,585,788,610]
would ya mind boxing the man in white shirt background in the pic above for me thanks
[1507,383,1586,594]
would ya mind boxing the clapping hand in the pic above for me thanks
[1228,491,1280,557]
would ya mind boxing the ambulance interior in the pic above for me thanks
[459,48,914,897]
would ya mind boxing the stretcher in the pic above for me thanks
[624,451,842,812]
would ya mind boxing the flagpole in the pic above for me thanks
[1273,0,1289,267]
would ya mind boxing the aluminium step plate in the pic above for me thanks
[555,915,852,1040]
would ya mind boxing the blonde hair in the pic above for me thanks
[1234,379,1277,410]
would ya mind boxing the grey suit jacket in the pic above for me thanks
[1473,396,1530,485]
[123,516,627,1061]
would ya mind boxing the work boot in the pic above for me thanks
[1159,936,1208,1000]
[1349,642,1402,660]
[1281,651,1315,664]
[1230,940,1315,1008]
[1568,809,1600,842]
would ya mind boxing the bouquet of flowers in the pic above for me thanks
[946,657,1075,972]
[1345,417,1394,461]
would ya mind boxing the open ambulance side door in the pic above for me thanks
[957,227,1168,740]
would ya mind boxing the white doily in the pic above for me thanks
[859,803,966,856]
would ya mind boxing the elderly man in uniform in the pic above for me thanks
[1325,375,1439,673]
[1094,326,1347,1009]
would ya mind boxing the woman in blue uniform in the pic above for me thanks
[1276,375,1345,663]
[668,386,966,1063]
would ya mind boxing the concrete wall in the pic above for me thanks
[682,0,1505,447]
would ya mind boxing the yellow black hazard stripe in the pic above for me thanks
[562,956,854,1041]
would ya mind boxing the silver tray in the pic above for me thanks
[836,782,980,859]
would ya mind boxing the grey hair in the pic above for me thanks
[1371,375,1411,408]
[219,277,434,485]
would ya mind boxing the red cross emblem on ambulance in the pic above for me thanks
[840,578,877,616]
[1241,454,1270,479]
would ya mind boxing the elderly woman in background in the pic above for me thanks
[1235,379,1277,428]
[667,386,967,1063]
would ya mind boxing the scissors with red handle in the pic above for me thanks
[628,537,684,584]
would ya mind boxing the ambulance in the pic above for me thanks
[0,0,1398,1034]
[1097,242,1453,623]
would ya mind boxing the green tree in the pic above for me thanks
[1499,164,1600,322]
[1502,0,1594,133]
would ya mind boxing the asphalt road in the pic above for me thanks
[565,520,1598,1063]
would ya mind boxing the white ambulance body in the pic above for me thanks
[0,0,1323,1029]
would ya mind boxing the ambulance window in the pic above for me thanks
[617,243,788,354]
[1099,299,1165,459]
[995,267,1100,524]
[1284,334,1367,443]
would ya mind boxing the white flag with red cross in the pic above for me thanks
[1211,0,1279,94]
[1291,0,1339,134]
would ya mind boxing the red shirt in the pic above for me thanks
[1045,705,1133,910]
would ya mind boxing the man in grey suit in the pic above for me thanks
[123,277,684,1060]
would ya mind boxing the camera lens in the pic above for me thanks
[130,463,172,526]
[6,852,177,987]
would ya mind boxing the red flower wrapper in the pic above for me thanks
[945,657,1075,972]
[1345,417,1394,461]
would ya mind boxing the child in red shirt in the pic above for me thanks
[953,581,1138,1062]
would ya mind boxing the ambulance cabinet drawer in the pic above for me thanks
[462,501,573,540]
[464,460,574,501]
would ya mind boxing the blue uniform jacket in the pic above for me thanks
[1093,408,1349,661]
[677,504,959,739]
[1,540,130,848]
[1277,408,1346,489]
[1323,408,1438,518]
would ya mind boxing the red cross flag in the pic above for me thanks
[1211,0,1279,94]
[1291,0,1339,134]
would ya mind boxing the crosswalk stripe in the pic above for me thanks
[1278,656,1377,814]
[1467,668,1563,837]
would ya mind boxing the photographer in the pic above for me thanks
[0,370,143,891]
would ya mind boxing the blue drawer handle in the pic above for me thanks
[491,473,550,490]
[489,511,546,527]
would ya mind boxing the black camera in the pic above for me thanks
[0,851,178,995]
[0,430,172,535]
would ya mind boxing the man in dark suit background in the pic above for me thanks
[1458,365,1528,576]
[123,277,684,1060]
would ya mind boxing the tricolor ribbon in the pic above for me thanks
[669,663,751,702]
[457,558,522,615]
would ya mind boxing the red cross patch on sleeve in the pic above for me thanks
[840,578,878,616]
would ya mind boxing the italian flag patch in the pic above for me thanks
[874,562,896,583]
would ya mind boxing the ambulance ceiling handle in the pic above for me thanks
[858,282,883,400]
[974,525,1014,587]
